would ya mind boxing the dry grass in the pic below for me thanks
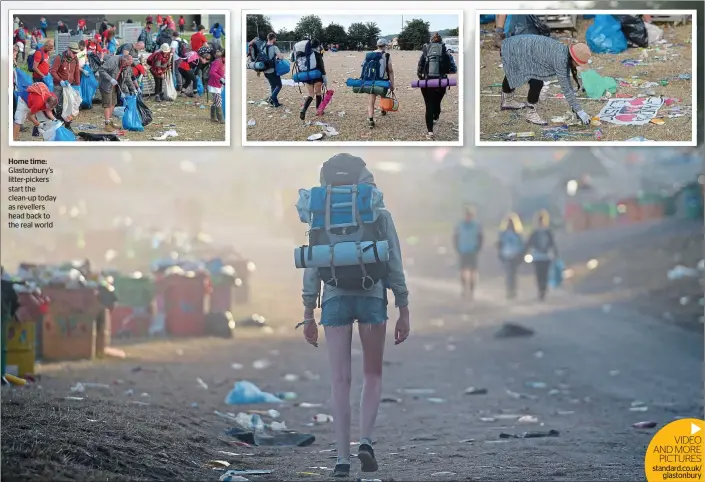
[16,94,226,143]
[478,19,694,142]
[244,50,461,142]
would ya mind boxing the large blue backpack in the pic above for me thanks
[360,51,388,81]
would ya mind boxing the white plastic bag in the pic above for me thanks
[645,22,663,46]
[296,189,312,223]
[61,85,81,121]
[41,120,64,141]
[163,71,177,101]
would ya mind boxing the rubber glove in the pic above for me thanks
[322,75,328,86]
[110,78,118,86]
[577,110,591,125]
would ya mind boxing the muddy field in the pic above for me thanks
[478,19,694,142]
[16,92,227,143]
[244,50,461,143]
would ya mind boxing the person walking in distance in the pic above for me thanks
[300,154,410,478]
[497,213,525,300]
[525,209,559,301]
[454,206,483,299]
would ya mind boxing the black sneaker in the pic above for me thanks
[357,443,378,472]
[368,118,375,128]
[381,111,387,116]
[299,111,306,120]
[332,463,350,478]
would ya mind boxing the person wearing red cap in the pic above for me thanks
[499,35,592,126]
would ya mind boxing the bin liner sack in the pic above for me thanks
[136,97,153,126]
[80,65,99,109]
[586,15,628,54]
[615,15,649,48]
[195,75,204,96]
[54,126,76,141]
[122,94,144,131]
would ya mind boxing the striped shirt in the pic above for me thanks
[501,35,582,113]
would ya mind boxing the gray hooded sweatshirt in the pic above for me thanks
[302,165,409,309]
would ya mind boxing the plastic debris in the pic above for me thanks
[432,472,457,476]
[464,387,488,395]
[499,430,560,439]
[247,119,256,127]
[398,388,436,395]
[252,359,271,370]
[238,314,267,328]
[525,381,547,389]
[224,381,283,405]
[633,421,658,429]
[313,414,334,423]
[517,415,539,424]
[220,475,249,482]
[206,460,231,468]
[275,391,298,400]
[197,378,209,390]
[284,374,299,382]
[494,323,534,339]
[427,398,446,404]
[667,265,699,280]
[151,130,178,140]
[307,133,324,141]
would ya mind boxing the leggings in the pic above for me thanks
[154,76,164,96]
[420,87,446,132]
[212,92,222,107]
[502,76,544,104]
[533,260,551,298]
[179,68,197,90]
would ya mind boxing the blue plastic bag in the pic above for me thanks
[224,381,282,405]
[586,15,628,54]
[196,76,204,96]
[80,65,99,109]
[15,68,32,94]
[548,259,565,289]
[53,126,76,141]
[275,59,290,76]
[479,14,496,24]
[221,86,226,118]
[121,94,144,132]
[42,74,53,91]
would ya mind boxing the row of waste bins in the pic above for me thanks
[2,267,248,378]
[565,186,703,233]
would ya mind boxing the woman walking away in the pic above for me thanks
[497,213,525,300]
[365,38,394,129]
[525,210,559,301]
[259,33,285,108]
[298,39,327,120]
[417,32,456,140]
[147,43,172,102]
[500,35,591,126]
[301,154,410,478]
[208,50,226,123]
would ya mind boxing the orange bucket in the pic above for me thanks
[380,93,399,112]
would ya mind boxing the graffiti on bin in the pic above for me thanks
[46,314,93,337]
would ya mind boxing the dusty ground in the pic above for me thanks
[478,19,694,142]
[2,219,702,481]
[16,92,226,143]
[244,51,461,142]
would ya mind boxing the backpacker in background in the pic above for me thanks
[294,156,388,290]
[292,40,321,83]
[249,39,273,72]
[422,42,448,80]
[156,28,173,48]
[177,38,192,58]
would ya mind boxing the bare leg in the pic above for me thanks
[367,94,376,118]
[324,324,353,465]
[13,123,21,141]
[358,323,386,444]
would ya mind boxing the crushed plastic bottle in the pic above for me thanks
[313,414,334,423]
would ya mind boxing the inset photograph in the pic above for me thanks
[10,11,229,145]
[476,12,696,145]
[243,11,462,145]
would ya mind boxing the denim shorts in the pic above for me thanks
[320,296,388,327]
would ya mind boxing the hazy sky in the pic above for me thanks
[265,13,460,36]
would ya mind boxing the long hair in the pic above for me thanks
[431,32,442,43]
[500,212,524,234]
[569,58,580,89]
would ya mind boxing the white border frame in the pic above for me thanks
[241,9,464,147]
[474,9,698,147]
[8,8,231,147]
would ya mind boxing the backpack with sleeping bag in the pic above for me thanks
[292,40,322,83]
[294,155,389,290]
[250,40,273,72]
[360,51,388,82]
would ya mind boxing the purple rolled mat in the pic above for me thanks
[411,78,457,88]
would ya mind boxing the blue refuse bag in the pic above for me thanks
[42,74,54,91]
[122,94,144,131]
[586,15,628,54]
[195,75,204,96]
[221,86,226,118]
[275,59,290,77]
[480,14,496,24]
[548,259,565,289]
[54,126,76,141]
[15,68,32,94]
[80,65,99,109]
[224,381,282,405]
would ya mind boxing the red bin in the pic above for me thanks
[161,274,211,337]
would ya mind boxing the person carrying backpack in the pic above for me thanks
[293,39,326,120]
[255,33,285,108]
[29,39,54,83]
[138,21,156,53]
[297,153,410,479]
[524,210,559,301]
[362,38,394,129]
[497,213,525,300]
[417,32,457,140]
[454,205,483,300]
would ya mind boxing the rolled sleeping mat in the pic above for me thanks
[352,85,389,96]
[345,78,391,89]
[246,61,266,71]
[294,241,390,269]
[411,77,457,88]
[292,69,322,83]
